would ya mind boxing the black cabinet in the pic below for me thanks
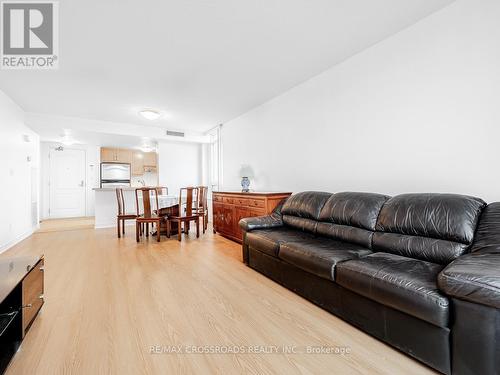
[0,255,44,374]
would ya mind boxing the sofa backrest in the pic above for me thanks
[281,191,332,233]
[374,193,486,264]
[317,192,390,248]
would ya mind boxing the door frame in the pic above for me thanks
[48,146,87,219]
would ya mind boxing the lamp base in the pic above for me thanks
[241,176,250,193]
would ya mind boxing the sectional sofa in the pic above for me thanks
[239,191,500,375]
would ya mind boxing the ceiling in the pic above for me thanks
[0,0,454,133]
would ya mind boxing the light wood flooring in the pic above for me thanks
[36,217,95,233]
[1,223,435,375]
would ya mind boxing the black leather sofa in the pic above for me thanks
[239,191,500,375]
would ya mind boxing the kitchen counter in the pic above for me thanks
[94,188,137,228]
[93,187,140,191]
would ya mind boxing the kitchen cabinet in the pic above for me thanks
[100,147,117,162]
[101,147,157,175]
[117,149,132,163]
[143,152,157,167]
[100,148,132,163]
[131,151,144,176]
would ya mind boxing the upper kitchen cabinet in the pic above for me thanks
[100,148,132,163]
[100,147,116,162]
[143,152,157,167]
[131,151,144,176]
[116,149,132,163]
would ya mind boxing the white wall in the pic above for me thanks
[40,142,100,219]
[222,0,500,203]
[158,141,202,195]
[0,90,40,253]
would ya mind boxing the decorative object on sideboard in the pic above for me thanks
[239,165,254,192]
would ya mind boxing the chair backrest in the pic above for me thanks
[135,187,160,218]
[156,186,168,196]
[116,188,125,215]
[179,187,199,217]
[198,186,208,211]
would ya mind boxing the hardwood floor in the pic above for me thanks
[36,217,95,233]
[1,224,435,375]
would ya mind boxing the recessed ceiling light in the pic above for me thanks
[139,109,161,121]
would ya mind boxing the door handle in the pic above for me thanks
[79,180,85,187]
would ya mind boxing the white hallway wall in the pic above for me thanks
[222,0,500,202]
[0,90,40,253]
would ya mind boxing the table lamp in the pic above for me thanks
[239,165,254,192]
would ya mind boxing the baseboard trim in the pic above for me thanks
[0,228,35,254]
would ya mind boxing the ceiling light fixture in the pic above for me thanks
[137,137,157,153]
[139,109,161,121]
[61,135,75,146]
[60,129,76,146]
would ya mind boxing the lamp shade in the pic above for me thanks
[239,164,254,178]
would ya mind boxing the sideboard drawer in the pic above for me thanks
[235,198,249,206]
[249,199,265,208]
[213,195,223,202]
[223,196,236,204]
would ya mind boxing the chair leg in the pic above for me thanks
[166,220,171,238]
[178,221,182,241]
[196,218,199,238]
[157,220,161,242]
[117,218,121,238]
[146,223,149,237]
[136,221,140,242]
[123,220,126,234]
[202,215,206,234]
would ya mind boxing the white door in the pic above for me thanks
[49,148,86,218]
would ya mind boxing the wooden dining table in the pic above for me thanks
[137,194,186,236]
[136,194,181,213]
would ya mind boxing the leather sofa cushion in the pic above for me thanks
[316,222,373,249]
[246,228,315,258]
[376,193,485,244]
[372,232,469,265]
[319,192,390,230]
[279,237,372,281]
[281,191,332,220]
[283,215,318,233]
[438,252,500,309]
[374,193,486,264]
[336,252,449,327]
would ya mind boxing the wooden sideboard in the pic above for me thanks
[213,191,292,243]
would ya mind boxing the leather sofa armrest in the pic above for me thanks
[239,213,283,232]
[438,253,500,309]
[239,197,288,232]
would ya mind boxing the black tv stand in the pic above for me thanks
[0,255,44,374]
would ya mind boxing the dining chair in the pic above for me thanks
[116,188,137,238]
[135,187,165,242]
[167,187,200,241]
[196,186,209,234]
[155,186,169,196]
